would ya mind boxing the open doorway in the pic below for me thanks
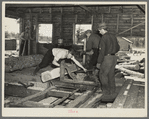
[5,17,20,58]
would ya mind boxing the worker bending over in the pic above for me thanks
[33,48,87,75]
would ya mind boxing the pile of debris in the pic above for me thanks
[116,51,145,82]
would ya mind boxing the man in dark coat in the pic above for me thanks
[84,30,101,69]
[95,22,120,102]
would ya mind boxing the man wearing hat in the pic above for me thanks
[96,22,120,102]
[84,30,101,70]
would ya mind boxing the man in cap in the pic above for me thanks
[83,30,101,70]
[95,22,120,102]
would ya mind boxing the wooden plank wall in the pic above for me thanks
[22,5,145,55]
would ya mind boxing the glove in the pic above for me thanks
[86,50,94,55]
[96,63,101,70]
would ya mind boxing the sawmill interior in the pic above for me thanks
[4,2,146,110]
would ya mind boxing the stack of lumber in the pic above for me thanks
[115,58,145,82]
[5,54,43,72]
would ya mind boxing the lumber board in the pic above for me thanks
[39,97,58,104]
[10,101,50,108]
[116,65,145,78]
[61,78,99,87]
[135,86,145,108]
[66,88,97,108]
[49,89,80,108]
[111,79,134,108]
[41,63,78,82]
[124,76,145,82]
[79,93,103,108]
[10,86,56,106]
[123,84,139,108]
[47,89,81,100]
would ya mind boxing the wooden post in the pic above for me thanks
[116,14,119,33]
[83,38,87,65]
[131,14,133,36]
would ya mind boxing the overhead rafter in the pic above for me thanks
[137,5,145,14]
[79,5,92,13]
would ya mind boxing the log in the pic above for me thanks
[10,86,56,106]
[41,64,78,82]
[79,93,103,108]
[116,65,145,78]
[119,64,140,70]
[5,54,43,72]
[65,88,97,108]
[124,76,145,82]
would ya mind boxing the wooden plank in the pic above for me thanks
[116,65,145,78]
[66,88,97,108]
[123,84,139,108]
[10,101,50,108]
[41,64,78,82]
[124,76,145,82]
[135,86,145,108]
[39,97,58,104]
[116,14,119,33]
[61,78,99,87]
[49,89,79,108]
[111,79,133,108]
[10,86,56,106]
[79,93,103,108]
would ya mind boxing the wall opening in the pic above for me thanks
[74,24,92,45]
[38,24,53,44]
[5,17,20,58]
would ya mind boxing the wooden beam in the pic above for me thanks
[116,14,119,33]
[79,5,92,14]
[9,101,50,108]
[111,79,133,108]
[79,93,103,108]
[137,5,145,14]
[123,84,139,108]
[10,86,56,106]
[47,89,81,100]
[117,21,145,35]
[66,88,97,108]
[49,89,80,108]
[5,10,23,18]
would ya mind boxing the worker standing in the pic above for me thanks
[83,30,101,70]
[96,22,120,102]
[33,48,87,75]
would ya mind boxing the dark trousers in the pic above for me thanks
[99,55,117,95]
[88,48,99,69]
[39,49,54,68]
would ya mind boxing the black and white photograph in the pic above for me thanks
[2,1,147,117]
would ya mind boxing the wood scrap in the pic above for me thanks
[116,65,145,78]
[119,64,140,70]
[66,88,97,108]
[79,93,103,108]
[124,76,145,82]
[41,64,78,82]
